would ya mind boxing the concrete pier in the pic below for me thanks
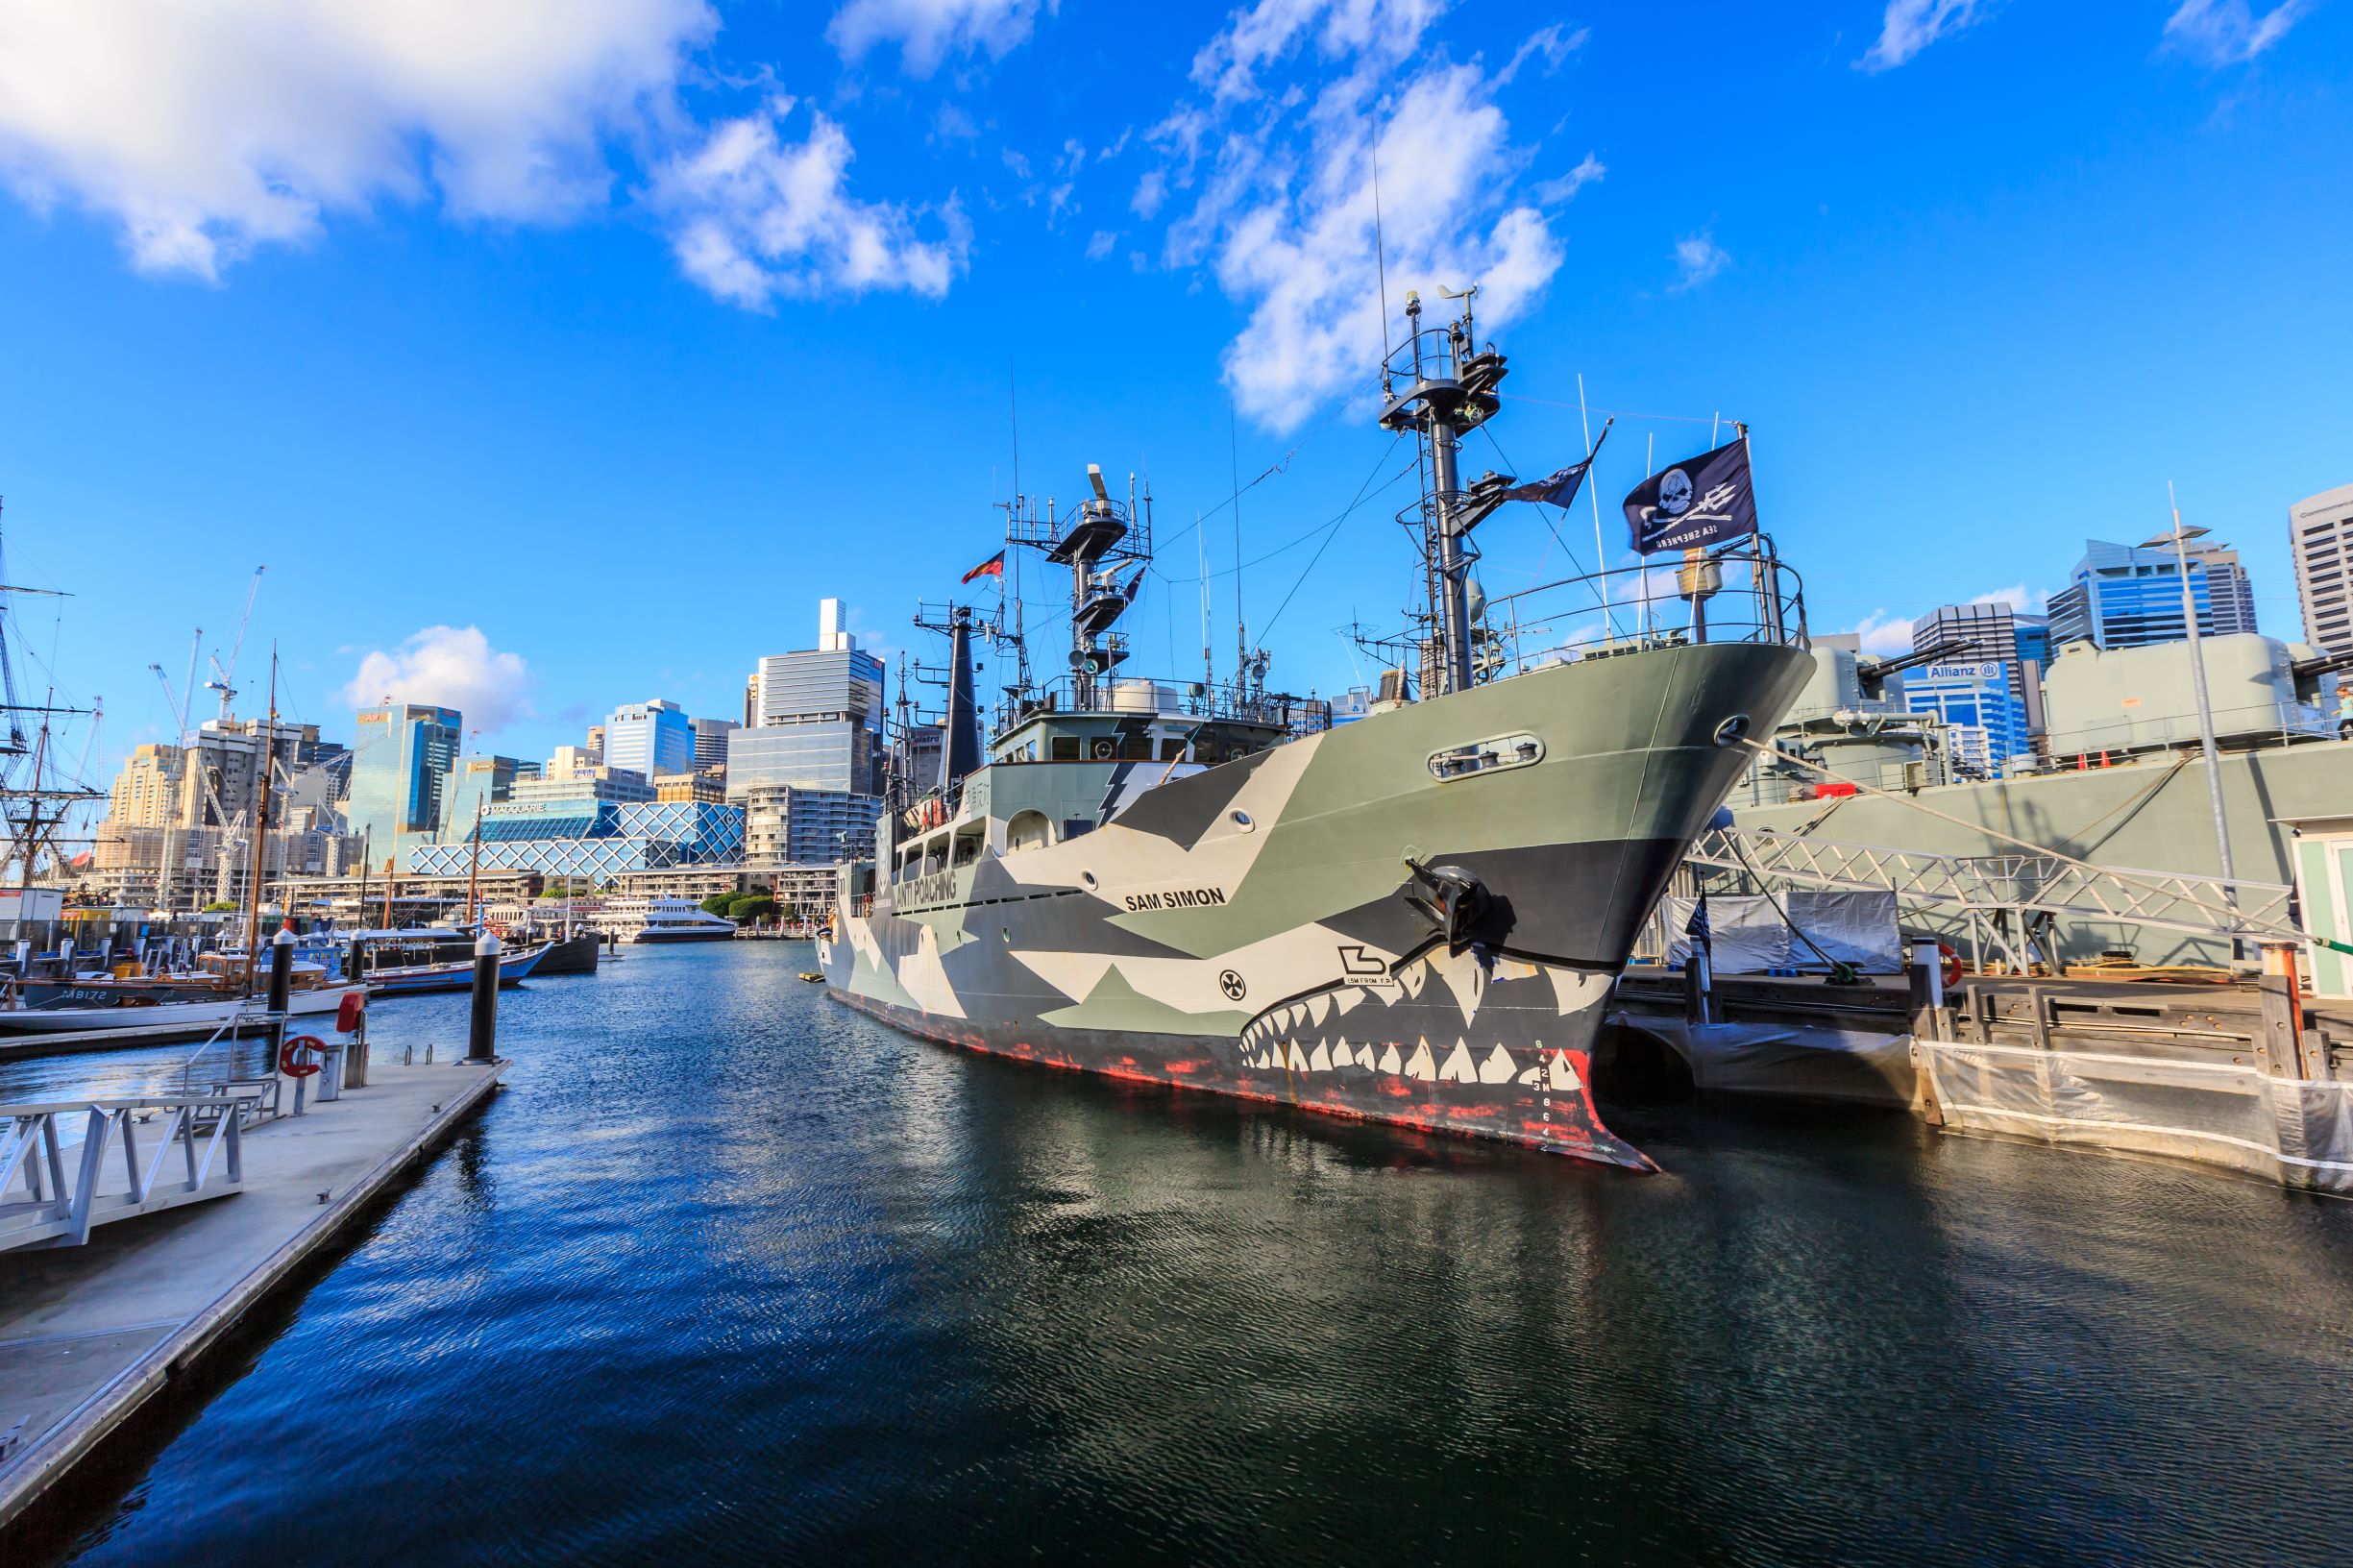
[0,1059,503,1535]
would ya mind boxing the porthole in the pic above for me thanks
[1231,809,1255,831]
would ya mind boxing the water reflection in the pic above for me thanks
[14,943,2350,1567]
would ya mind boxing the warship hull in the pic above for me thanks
[824,641,1811,1167]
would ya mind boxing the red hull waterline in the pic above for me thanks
[828,985,1654,1172]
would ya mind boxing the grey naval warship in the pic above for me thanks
[820,292,1813,1169]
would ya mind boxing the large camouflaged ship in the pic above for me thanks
[820,294,1813,1168]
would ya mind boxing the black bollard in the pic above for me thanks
[467,930,502,1063]
[265,926,296,1016]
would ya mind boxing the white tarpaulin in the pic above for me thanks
[1660,890,1902,974]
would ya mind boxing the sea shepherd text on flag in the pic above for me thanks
[1622,436,1757,555]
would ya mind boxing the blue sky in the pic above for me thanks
[1,0,2347,802]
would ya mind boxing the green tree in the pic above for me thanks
[726,894,776,923]
[201,899,238,913]
[699,892,735,915]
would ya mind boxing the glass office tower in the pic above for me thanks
[349,703,461,868]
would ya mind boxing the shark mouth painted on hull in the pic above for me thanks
[828,942,1654,1172]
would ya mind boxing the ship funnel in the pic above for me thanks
[944,606,982,789]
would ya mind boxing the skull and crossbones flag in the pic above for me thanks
[1622,435,1756,555]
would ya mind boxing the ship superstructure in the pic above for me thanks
[820,295,1814,1168]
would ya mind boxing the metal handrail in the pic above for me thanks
[177,1000,275,1096]
[1481,546,1807,676]
[1687,824,2300,943]
[3,1090,258,1250]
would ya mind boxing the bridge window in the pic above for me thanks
[1160,737,1188,761]
[1051,736,1081,761]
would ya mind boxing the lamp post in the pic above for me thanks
[2145,487,2239,960]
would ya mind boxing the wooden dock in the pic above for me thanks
[0,1058,504,1539]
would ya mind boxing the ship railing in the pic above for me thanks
[2039,699,2343,761]
[991,674,1331,738]
[1478,544,1807,679]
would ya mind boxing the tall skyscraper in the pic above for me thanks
[348,703,461,866]
[438,754,525,842]
[691,716,739,771]
[2291,484,2353,654]
[1902,662,2032,777]
[736,599,885,796]
[2047,538,2258,649]
[732,599,887,865]
[1912,601,2050,740]
[601,699,694,779]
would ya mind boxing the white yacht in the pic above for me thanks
[594,896,737,944]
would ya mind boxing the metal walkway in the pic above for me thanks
[1,1091,259,1252]
[1686,825,2302,973]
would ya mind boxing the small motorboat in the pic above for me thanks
[356,936,548,997]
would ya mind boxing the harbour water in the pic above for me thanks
[11,943,2352,1564]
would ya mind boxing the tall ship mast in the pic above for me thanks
[820,298,1813,1170]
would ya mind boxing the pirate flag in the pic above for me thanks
[1500,417,1609,512]
[1501,455,1595,511]
[1622,436,1756,555]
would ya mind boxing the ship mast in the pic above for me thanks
[240,649,278,992]
[1004,464,1151,713]
[1378,289,1510,698]
[0,502,103,897]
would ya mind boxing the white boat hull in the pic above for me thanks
[0,986,355,1035]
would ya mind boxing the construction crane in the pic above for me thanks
[207,567,265,723]
[149,660,190,744]
[178,626,202,745]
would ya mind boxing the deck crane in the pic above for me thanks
[207,566,265,723]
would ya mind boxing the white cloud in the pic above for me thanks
[1857,0,1986,72]
[2162,0,2313,64]
[0,0,717,279]
[1189,0,1449,104]
[1669,231,1728,291]
[1497,22,1588,85]
[828,0,1049,77]
[1085,229,1117,259]
[1969,583,2050,612]
[0,3,968,311]
[338,626,532,734]
[1533,152,1605,206]
[652,97,967,309]
[1145,3,1564,429]
[1850,611,1916,657]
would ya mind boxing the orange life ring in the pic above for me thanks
[1938,943,1963,991]
[280,1035,328,1078]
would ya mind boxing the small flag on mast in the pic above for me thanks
[961,550,1006,583]
[1501,457,1595,511]
[1499,419,1609,512]
[1622,436,1757,555]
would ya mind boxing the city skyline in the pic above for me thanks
[0,1,2346,780]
